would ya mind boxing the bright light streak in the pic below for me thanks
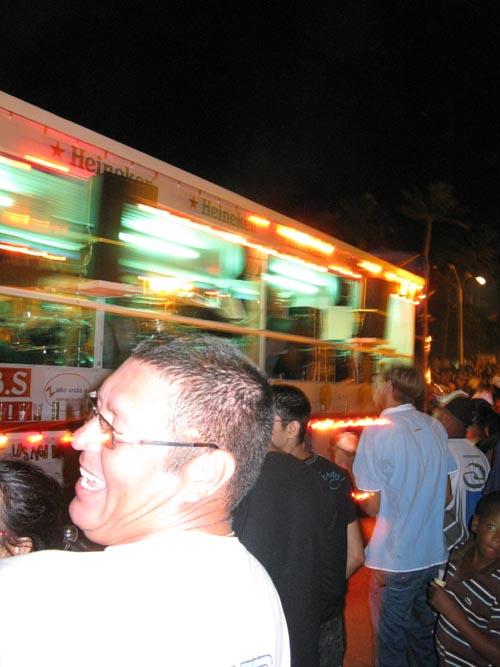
[247,215,271,227]
[24,155,70,173]
[0,195,14,207]
[263,273,319,295]
[119,232,200,259]
[0,242,67,262]
[309,417,391,431]
[276,225,334,255]
[359,261,382,274]
[0,155,31,170]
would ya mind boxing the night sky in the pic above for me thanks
[2,1,500,249]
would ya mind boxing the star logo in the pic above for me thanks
[51,142,65,159]
[189,196,198,209]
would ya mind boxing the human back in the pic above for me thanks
[360,406,450,570]
[234,450,344,667]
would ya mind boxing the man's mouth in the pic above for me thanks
[80,466,107,491]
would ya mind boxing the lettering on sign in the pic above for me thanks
[0,368,31,398]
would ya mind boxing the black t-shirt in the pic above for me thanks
[233,451,347,667]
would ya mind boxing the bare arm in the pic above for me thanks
[356,490,381,517]
[429,583,500,664]
[346,519,365,578]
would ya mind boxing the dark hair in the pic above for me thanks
[476,491,500,520]
[0,460,65,554]
[271,383,311,444]
[383,366,425,404]
[131,335,274,509]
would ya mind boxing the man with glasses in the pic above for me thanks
[0,335,290,667]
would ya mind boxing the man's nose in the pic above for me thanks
[71,418,103,452]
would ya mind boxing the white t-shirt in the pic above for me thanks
[0,530,290,667]
[444,438,490,549]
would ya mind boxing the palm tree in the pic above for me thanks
[401,182,469,280]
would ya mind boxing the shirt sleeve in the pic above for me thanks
[352,428,382,492]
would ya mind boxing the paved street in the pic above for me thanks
[344,565,375,666]
[343,517,375,667]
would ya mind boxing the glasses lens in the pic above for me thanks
[84,392,114,449]
[97,415,114,449]
[85,392,98,422]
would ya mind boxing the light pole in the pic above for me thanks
[447,265,486,366]
[448,264,463,366]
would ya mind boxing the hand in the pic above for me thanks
[428,581,461,621]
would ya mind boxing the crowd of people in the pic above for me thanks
[0,337,498,667]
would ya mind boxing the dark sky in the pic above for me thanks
[2,1,500,241]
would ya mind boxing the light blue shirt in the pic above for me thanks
[353,404,457,572]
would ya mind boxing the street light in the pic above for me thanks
[447,265,486,366]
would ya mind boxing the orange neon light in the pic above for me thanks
[2,211,30,225]
[0,155,32,170]
[276,225,334,255]
[0,431,77,448]
[247,215,271,228]
[23,155,70,173]
[352,491,374,502]
[27,433,44,445]
[0,242,67,262]
[309,417,391,431]
[358,260,382,274]
[328,265,362,279]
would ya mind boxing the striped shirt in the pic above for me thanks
[435,541,500,666]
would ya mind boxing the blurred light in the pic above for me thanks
[309,417,391,431]
[119,231,200,259]
[0,195,14,207]
[329,265,362,279]
[24,155,70,173]
[352,491,375,502]
[276,225,334,255]
[247,215,271,227]
[0,155,31,170]
[263,273,319,295]
[0,242,67,262]
[475,276,486,285]
[359,261,382,274]
[27,434,44,445]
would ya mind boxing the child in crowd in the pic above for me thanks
[429,491,500,666]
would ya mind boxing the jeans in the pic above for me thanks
[369,565,439,667]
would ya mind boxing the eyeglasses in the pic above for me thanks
[274,418,292,424]
[85,391,219,451]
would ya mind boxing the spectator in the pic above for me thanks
[352,365,455,667]
[271,383,364,667]
[0,335,290,667]
[434,391,491,550]
[430,491,500,666]
[472,381,493,405]
[0,460,66,556]
[233,391,346,667]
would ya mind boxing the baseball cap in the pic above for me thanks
[438,391,475,427]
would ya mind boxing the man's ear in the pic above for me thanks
[10,537,33,556]
[470,514,479,534]
[180,450,236,503]
[286,419,300,439]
